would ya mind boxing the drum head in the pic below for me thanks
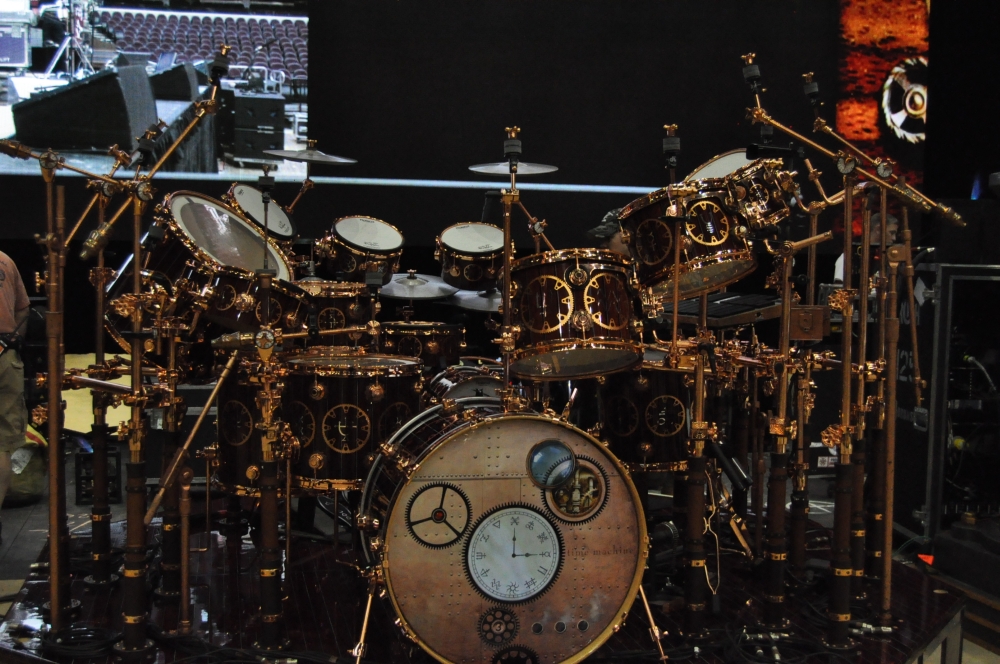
[334,216,404,252]
[287,354,420,374]
[685,149,755,181]
[232,184,296,238]
[510,347,642,380]
[650,256,756,298]
[439,222,504,254]
[169,193,291,281]
[443,374,503,400]
[381,414,646,664]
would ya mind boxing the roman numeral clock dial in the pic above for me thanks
[466,506,561,602]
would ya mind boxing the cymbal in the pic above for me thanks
[263,148,357,164]
[380,272,458,300]
[448,288,502,312]
[469,161,558,176]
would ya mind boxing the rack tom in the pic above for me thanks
[281,352,423,491]
[435,222,504,290]
[509,248,642,379]
[317,216,403,284]
[382,322,465,373]
[618,182,755,306]
[224,182,297,243]
[295,280,374,339]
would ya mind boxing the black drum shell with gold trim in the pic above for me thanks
[508,248,641,380]
[618,183,755,300]
[382,322,466,375]
[599,353,691,468]
[281,353,423,487]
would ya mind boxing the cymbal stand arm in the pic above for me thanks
[351,573,379,664]
[145,351,239,524]
[496,127,522,409]
[66,146,131,244]
[0,139,118,183]
[670,218,683,367]
[516,201,555,252]
[807,211,818,305]
[285,176,313,215]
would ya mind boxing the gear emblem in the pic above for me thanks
[492,646,539,664]
[479,607,518,648]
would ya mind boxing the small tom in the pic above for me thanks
[435,222,504,290]
[317,216,403,284]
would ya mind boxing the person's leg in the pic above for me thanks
[0,350,27,540]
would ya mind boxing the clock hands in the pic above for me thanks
[511,527,517,558]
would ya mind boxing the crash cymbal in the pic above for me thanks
[380,271,459,300]
[263,148,358,164]
[447,288,502,312]
[469,161,558,176]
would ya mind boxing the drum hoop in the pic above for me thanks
[294,281,368,298]
[332,215,405,253]
[438,222,504,256]
[160,191,292,280]
[212,267,306,297]
[379,409,649,664]
[644,250,756,300]
[510,340,644,380]
[384,322,463,335]
[618,187,672,219]
[225,182,297,238]
[728,157,784,180]
[320,233,403,261]
[285,355,423,377]
[511,248,632,270]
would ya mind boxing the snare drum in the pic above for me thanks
[224,183,297,243]
[618,181,755,305]
[295,280,374,338]
[726,158,791,228]
[317,216,403,284]
[422,363,504,407]
[509,248,642,379]
[599,348,692,472]
[382,322,465,373]
[435,222,504,290]
[281,352,423,491]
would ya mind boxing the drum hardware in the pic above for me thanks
[663,123,680,184]
[176,467,194,635]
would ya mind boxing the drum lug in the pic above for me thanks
[631,318,644,335]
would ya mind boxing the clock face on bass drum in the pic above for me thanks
[379,415,647,664]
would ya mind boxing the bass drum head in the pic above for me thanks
[169,192,291,281]
[380,413,646,664]
[440,222,504,254]
[443,374,503,400]
[232,184,296,239]
[684,148,754,181]
[334,216,404,252]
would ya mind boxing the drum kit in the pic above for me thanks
[5,47,969,664]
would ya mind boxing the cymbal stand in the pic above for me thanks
[663,124,680,184]
[519,201,555,253]
[880,245,903,625]
[750,365,764,559]
[154,319,187,600]
[496,127,524,410]
[84,185,119,587]
[762,230,833,626]
[113,184,157,658]
[789,355,815,571]
[820,173,857,650]
[177,467,195,636]
[897,177,925,410]
[67,146,131,245]
[684,330,712,638]
[284,139,318,214]
[867,186,890,586]
[37,170,72,629]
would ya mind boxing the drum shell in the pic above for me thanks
[316,220,403,285]
[600,362,691,471]
[382,322,465,374]
[295,280,374,343]
[422,364,503,407]
[727,159,790,228]
[509,248,642,380]
[435,223,504,291]
[281,355,423,490]
[204,271,308,334]
[618,185,756,300]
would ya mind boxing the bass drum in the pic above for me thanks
[360,400,647,664]
[422,363,503,407]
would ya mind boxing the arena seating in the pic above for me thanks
[100,10,308,90]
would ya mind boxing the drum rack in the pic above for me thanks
[0,50,974,664]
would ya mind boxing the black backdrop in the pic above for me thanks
[308,0,839,248]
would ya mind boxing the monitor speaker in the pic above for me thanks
[150,62,199,101]
[12,66,157,152]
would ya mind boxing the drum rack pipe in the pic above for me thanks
[850,199,874,600]
[880,246,902,624]
[155,328,183,600]
[684,347,709,637]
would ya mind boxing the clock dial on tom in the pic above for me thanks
[322,404,371,453]
[221,400,253,446]
[634,217,673,265]
[405,483,471,547]
[606,395,639,436]
[466,505,561,602]
[645,394,686,437]
[379,402,412,440]
[286,400,316,447]
[584,273,629,331]
[685,199,730,246]
[318,307,346,330]
[520,276,573,334]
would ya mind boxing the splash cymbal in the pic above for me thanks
[447,288,502,312]
[263,148,357,164]
[469,161,558,176]
[380,271,458,300]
